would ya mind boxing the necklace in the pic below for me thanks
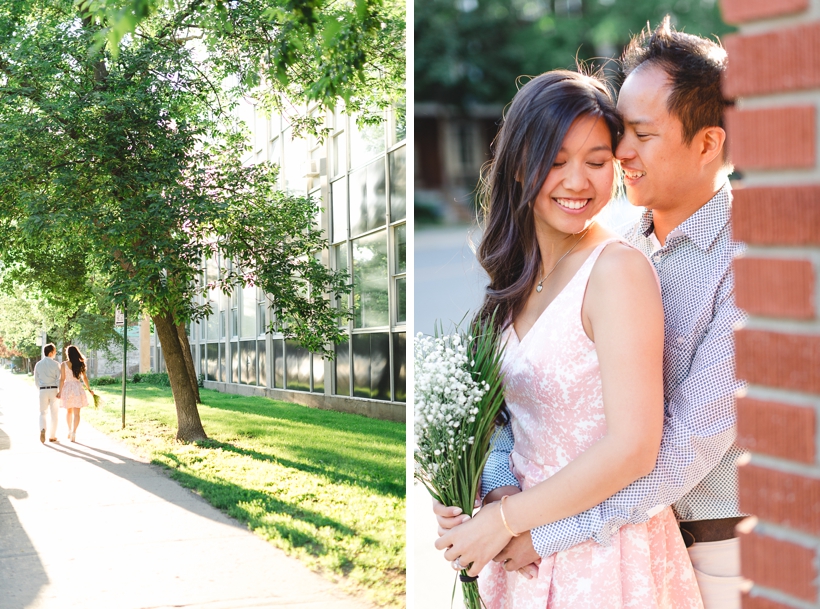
[535,222,595,293]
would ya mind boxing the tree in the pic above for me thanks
[415,0,733,108]
[0,0,399,440]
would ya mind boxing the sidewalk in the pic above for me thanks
[0,370,376,609]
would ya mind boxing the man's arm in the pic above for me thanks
[480,421,520,499]
[529,274,744,557]
[33,362,40,387]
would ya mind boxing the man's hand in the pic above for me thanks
[493,531,541,579]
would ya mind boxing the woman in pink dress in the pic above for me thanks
[57,345,95,442]
[435,71,703,608]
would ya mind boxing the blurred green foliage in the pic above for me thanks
[415,0,734,107]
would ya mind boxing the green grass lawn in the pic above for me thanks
[82,384,406,607]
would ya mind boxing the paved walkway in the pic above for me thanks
[0,370,376,609]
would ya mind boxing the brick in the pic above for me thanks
[737,397,816,463]
[741,530,818,601]
[724,22,820,97]
[733,186,820,246]
[734,258,815,320]
[726,107,815,171]
[736,330,820,394]
[739,463,820,534]
[721,0,808,24]
[742,592,798,609]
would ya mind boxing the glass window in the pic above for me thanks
[352,333,390,400]
[231,309,238,338]
[231,341,239,383]
[394,104,406,143]
[240,340,257,385]
[219,310,226,339]
[352,231,389,328]
[334,243,349,327]
[396,277,406,325]
[200,344,206,377]
[285,340,311,391]
[334,340,350,396]
[349,115,385,166]
[258,341,267,387]
[257,302,267,336]
[219,343,226,382]
[241,285,256,338]
[273,339,284,389]
[331,178,348,243]
[207,310,218,341]
[312,352,324,392]
[206,343,218,381]
[333,131,346,177]
[389,146,406,221]
[349,159,387,237]
[393,332,406,402]
[395,224,406,274]
[283,127,308,196]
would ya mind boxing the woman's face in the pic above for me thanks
[532,114,615,237]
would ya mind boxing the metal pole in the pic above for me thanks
[122,306,127,429]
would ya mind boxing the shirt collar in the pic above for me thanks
[639,183,732,251]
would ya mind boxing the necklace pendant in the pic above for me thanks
[536,284,543,293]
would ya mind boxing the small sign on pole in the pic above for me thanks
[115,308,125,327]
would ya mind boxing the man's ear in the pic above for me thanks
[697,126,726,168]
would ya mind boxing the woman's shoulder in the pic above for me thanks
[588,239,659,297]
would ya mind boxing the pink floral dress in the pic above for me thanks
[59,363,89,409]
[479,239,703,609]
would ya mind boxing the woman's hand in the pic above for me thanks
[432,498,477,536]
[434,501,513,577]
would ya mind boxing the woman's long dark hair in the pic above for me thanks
[477,70,622,334]
[66,345,86,379]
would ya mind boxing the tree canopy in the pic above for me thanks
[415,0,733,108]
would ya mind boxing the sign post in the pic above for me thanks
[115,306,126,429]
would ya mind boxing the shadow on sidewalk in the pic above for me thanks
[0,422,50,609]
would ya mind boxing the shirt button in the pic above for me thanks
[677,336,685,344]
[653,255,661,263]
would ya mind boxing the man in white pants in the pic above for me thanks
[33,343,61,443]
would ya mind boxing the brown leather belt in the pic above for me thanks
[679,517,745,547]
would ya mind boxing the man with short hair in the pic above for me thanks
[436,18,746,608]
[33,343,61,443]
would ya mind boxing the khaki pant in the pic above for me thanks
[38,388,59,439]
[688,537,742,609]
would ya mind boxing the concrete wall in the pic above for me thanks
[720,0,820,606]
[202,380,407,423]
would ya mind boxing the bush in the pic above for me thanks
[90,375,120,386]
[132,372,171,387]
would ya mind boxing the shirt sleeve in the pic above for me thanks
[530,271,745,557]
[34,363,40,386]
[480,421,521,499]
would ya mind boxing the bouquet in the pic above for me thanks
[92,392,103,409]
[414,318,506,609]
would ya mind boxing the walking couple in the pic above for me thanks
[34,343,95,443]
[433,18,745,609]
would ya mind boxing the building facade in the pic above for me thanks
[152,103,407,422]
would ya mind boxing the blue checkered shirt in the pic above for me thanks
[481,184,747,557]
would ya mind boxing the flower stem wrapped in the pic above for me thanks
[414,316,506,608]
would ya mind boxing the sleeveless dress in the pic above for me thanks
[478,239,703,609]
[60,363,89,409]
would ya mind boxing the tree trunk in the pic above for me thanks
[176,321,202,404]
[152,312,207,441]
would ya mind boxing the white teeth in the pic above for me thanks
[555,198,588,210]
[624,169,646,179]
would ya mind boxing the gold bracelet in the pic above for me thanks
[499,495,520,537]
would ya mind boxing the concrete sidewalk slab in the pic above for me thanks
[0,370,377,609]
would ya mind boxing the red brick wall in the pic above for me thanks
[721,1,820,607]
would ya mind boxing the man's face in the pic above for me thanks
[615,65,701,211]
